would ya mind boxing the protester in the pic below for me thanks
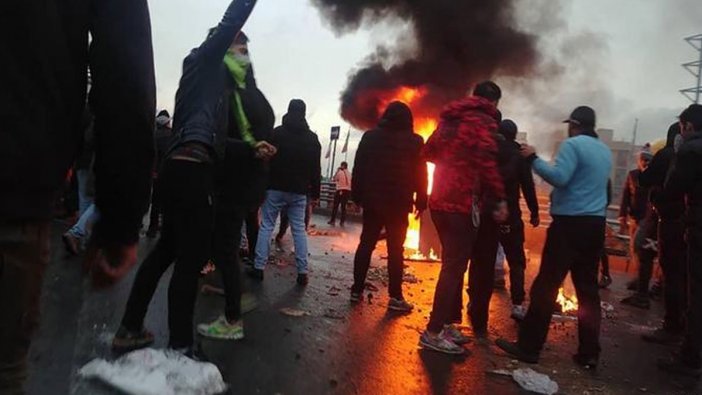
[328,162,352,226]
[419,81,506,354]
[247,99,321,286]
[113,0,266,357]
[0,1,155,392]
[658,104,702,378]
[146,110,174,238]
[496,106,612,369]
[197,30,276,340]
[640,123,687,344]
[349,101,428,312]
[469,119,539,323]
[620,150,659,309]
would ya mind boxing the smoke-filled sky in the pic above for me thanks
[150,0,701,164]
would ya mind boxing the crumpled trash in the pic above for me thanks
[279,307,311,317]
[489,368,558,395]
[600,301,614,312]
[78,348,227,395]
[512,368,559,395]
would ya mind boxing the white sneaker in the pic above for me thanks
[511,304,527,321]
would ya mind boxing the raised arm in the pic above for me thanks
[197,0,258,63]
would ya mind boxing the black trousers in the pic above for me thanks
[351,207,408,299]
[600,251,610,278]
[659,219,687,332]
[427,211,478,333]
[148,176,161,231]
[681,227,702,368]
[244,207,259,260]
[330,190,351,224]
[518,216,605,358]
[121,160,213,349]
[212,204,247,322]
[465,214,499,332]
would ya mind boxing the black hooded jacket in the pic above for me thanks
[352,102,428,213]
[666,130,702,226]
[267,107,322,199]
[640,124,684,220]
[496,121,538,222]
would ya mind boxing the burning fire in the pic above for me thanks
[556,288,578,313]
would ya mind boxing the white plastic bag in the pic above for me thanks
[512,368,559,395]
[79,348,227,395]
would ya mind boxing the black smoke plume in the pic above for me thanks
[311,0,542,129]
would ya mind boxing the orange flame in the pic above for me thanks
[556,288,578,313]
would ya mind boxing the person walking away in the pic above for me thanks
[658,104,702,378]
[146,110,174,238]
[197,30,275,340]
[0,1,155,392]
[328,162,352,226]
[349,102,428,312]
[419,81,506,354]
[496,106,612,370]
[640,123,687,345]
[112,0,268,357]
[247,99,321,286]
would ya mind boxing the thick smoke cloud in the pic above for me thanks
[311,0,542,130]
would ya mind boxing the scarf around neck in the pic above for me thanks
[223,53,256,147]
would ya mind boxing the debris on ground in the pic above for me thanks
[364,282,380,292]
[327,286,342,296]
[367,266,420,285]
[78,348,227,395]
[279,307,311,317]
[489,368,558,395]
[200,261,216,276]
[323,309,345,320]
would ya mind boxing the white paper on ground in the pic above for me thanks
[512,368,559,395]
[78,348,228,395]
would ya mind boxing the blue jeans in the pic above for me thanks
[68,203,100,240]
[255,190,308,274]
[76,169,94,217]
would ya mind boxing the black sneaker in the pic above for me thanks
[621,294,651,309]
[658,357,702,378]
[573,353,598,369]
[598,275,612,289]
[246,267,264,282]
[297,273,309,286]
[495,339,539,364]
[112,326,155,352]
[642,328,683,345]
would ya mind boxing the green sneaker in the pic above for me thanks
[197,316,244,340]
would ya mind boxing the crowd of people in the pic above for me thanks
[3,0,702,394]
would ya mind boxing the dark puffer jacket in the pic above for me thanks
[666,131,702,226]
[267,101,322,200]
[352,102,428,213]
[640,123,684,221]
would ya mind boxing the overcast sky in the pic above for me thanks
[149,0,701,168]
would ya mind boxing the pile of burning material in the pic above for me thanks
[552,288,578,321]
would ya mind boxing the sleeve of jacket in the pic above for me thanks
[619,171,632,218]
[665,148,694,203]
[532,140,577,188]
[352,133,370,205]
[520,159,539,217]
[414,137,428,211]
[310,136,322,200]
[88,0,156,246]
[197,0,258,64]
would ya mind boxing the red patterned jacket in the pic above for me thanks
[423,97,505,214]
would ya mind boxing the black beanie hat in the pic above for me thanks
[499,119,518,141]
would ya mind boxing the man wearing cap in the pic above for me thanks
[659,104,702,378]
[113,0,274,356]
[146,110,174,238]
[496,106,612,369]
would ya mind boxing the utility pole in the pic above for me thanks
[681,34,702,104]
